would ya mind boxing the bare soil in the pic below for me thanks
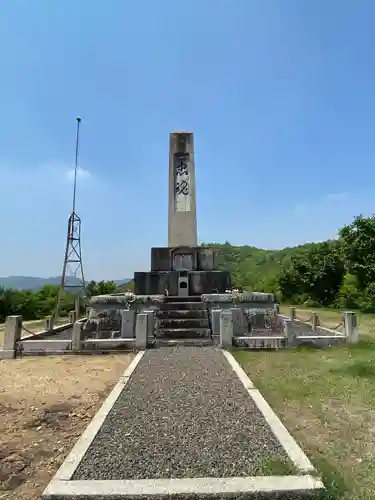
[0,353,134,499]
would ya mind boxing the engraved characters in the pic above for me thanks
[175,155,189,196]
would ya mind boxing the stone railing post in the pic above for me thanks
[211,308,222,336]
[311,312,318,333]
[220,310,233,349]
[72,321,82,352]
[2,315,22,359]
[120,309,136,338]
[344,311,359,344]
[230,306,244,335]
[44,315,54,332]
[135,313,148,349]
[284,319,296,348]
[143,310,155,339]
[290,307,296,320]
[69,310,77,324]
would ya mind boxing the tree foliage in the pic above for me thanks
[0,280,118,322]
[211,215,375,310]
[86,280,117,298]
[339,215,375,289]
[0,285,75,323]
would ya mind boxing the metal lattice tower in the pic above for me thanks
[55,117,86,318]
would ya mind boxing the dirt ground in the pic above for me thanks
[0,353,134,499]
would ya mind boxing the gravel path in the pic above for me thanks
[73,346,290,480]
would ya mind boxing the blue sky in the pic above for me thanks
[1,0,375,280]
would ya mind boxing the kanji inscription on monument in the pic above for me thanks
[174,153,191,212]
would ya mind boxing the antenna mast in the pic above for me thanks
[55,117,86,318]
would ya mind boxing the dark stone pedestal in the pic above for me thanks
[134,270,231,296]
[134,245,231,296]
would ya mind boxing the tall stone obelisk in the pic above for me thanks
[168,131,198,247]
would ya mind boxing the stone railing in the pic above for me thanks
[84,294,165,338]
[217,306,359,349]
[0,310,81,359]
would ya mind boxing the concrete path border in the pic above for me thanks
[43,348,324,499]
[222,351,316,474]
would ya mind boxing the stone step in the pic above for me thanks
[154,338,214,347]
[159,318,209,329]
[160,301,207,311]
[158,309,208,319]
[156,328,211,339]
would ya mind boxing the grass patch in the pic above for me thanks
[234,312,375,500]
[253,455,297,476]
[331,360,375,379]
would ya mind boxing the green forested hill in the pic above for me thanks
[211,241,318,292]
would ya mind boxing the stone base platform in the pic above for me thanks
[43,347,324,499]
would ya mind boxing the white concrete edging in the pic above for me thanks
[48,351,145,483]
[45,475,323,497]
[222,350,317,475]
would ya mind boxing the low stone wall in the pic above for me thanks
[86,292,277,339]
[229,313,350,349]
[84,294,164,338]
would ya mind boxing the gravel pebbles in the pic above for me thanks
[73,346,290,480]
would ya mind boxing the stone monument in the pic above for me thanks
[134,131,231,296]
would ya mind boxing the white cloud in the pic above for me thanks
[325,192,348,202]
[66,166,92,181]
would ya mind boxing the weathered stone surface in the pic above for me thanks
[202,292,275,303]
[89,294,165,306]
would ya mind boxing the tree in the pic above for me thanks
[339,215,375,289]
[337,273,363,309]
[86,280,117,298]
[277,241,345,306]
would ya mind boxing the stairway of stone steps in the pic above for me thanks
[155,296,213,346]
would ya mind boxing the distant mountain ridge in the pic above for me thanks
[0,276,131,291]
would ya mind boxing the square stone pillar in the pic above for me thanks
[220,311,233,349]
[284,319,296,348]
[143,310,155,339]
[44,315,54,332]
[290,307,296,320]
[2,315,22,359]
[69,310,77,324]
[168,132,198,247]
[311,312,319,333]
[230,307,244,336]
[344,311,359,344]
[136,313,148,349]
[211,308,222,335]
[72,322,82,352]
[120,310,136,338]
